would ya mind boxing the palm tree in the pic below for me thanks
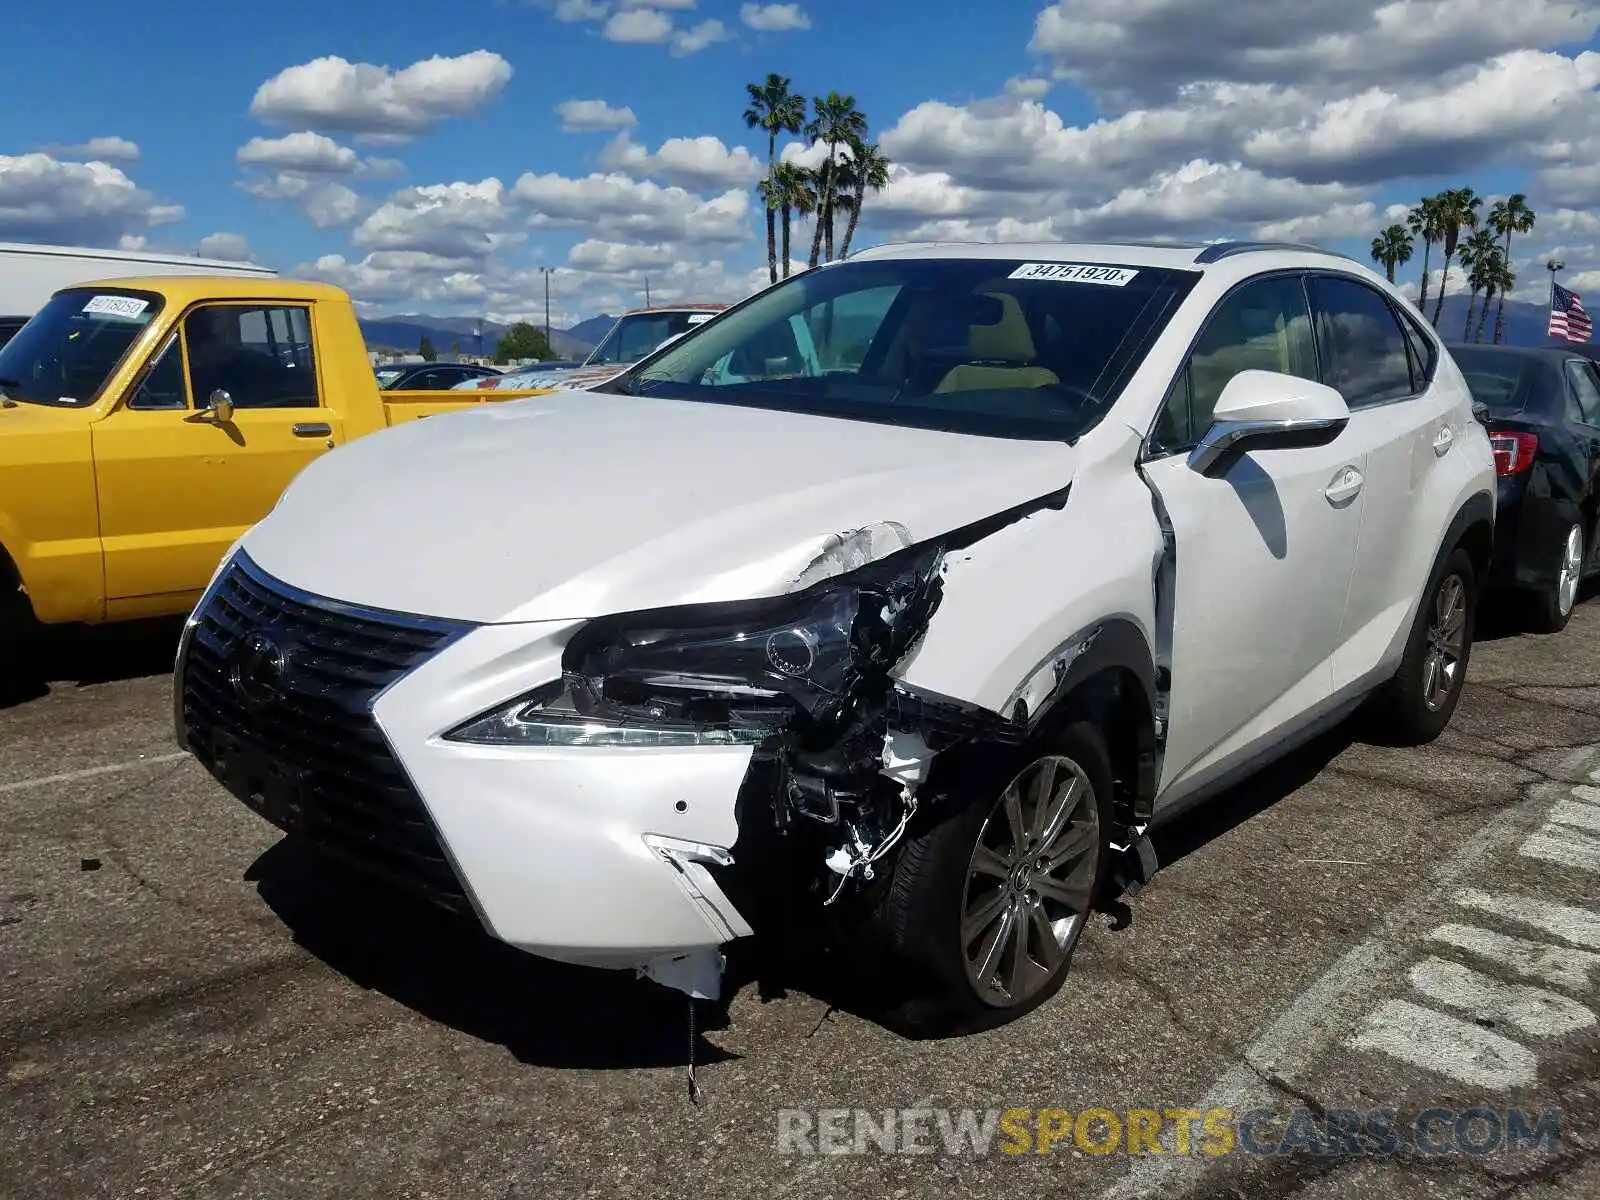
[1431,186,1483,327]
[771,161,815,277]
[805,92,867,268]
[1370,224,1414,284]
[1474,248,1513,344]
[1407,197,1444,317]
[837,137,891,260]
[1487,193,1535,346]
[1457,228,1500,340]
[744,74,807,285]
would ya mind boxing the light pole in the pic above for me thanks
[540,267,553,358]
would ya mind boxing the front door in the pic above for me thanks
[1142,273,1366,797]
[91,302,345,612]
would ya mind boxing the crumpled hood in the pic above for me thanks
[241,390,1078,624]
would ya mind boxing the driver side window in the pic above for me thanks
[128,334,191,410]
[1151,275,1318,454]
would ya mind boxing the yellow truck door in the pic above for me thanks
[91,301,346,616]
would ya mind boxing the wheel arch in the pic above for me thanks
[0,541,35,625]
[1014,617,1160,834]
[1443,489,1495,590]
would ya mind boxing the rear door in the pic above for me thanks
[92,302,346,610]
[1142,272,1366,794]
[1561,359,1600,550]
[1303,273,1459,692]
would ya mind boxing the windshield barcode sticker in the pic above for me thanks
[1008,263,1139,286]
[81,294,149,320]
[686,313,713,325]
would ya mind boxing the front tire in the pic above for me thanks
[1526,521,1584,634]
[864,720,1113,1037]
[1367,546,1476,745]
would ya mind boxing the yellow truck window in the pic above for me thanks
[183,304,319,410]
[128,334,191,410]
[0,287,165,407]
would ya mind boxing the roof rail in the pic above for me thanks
[1192,241,1357,264]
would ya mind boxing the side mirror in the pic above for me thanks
[1188,369,1349,478]
[203,389,235,423]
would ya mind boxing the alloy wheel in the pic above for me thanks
[961,755,1099,1008]
[1422,573,1468,712]
[1558,524,1584,618]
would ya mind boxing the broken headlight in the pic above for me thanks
[445,543,944,748]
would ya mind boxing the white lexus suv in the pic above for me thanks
[175,241,1495,1035]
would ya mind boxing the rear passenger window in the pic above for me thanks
[1309,276,1414,408]
[1564,360,1600,425]
[1398,309,1438,391]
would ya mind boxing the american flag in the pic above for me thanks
[1549,282,1594,343]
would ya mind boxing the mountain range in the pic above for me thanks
[359,313,618,360]
[360,292,1579,364]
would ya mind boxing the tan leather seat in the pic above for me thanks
[933,292,1060,393]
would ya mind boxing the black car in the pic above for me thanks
[1449,343,1600,631]
[0,315,29,348]
[374,361,501,390]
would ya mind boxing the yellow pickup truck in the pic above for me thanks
[0,275,544,643]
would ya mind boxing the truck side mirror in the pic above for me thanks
[204,389,235,423]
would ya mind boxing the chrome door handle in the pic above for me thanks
[1432,424,1455,456]
[1325,465,1364,505]
[292,422,333,438]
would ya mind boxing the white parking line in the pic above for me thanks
[1453,889,1600,950]
[1347,998,1538,1089]
[1406,956,1595,1037]
[1519,829,1600,871]
[1549,797,1600,833]
[0,752,190,795]
[1097,767,1560,1200]
[1428,923,1600,992]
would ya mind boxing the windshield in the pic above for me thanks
[606,258,1198,439]
[1450,348,1537,414]
[0,288,164,407]
[586,310,717,366]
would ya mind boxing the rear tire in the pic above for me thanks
[863,720,1114,1037]
[1526,521,1584,634]
[1366,546,1476,745]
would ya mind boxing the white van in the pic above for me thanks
[0,241,277,320]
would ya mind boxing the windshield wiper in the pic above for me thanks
[0,377,20,388]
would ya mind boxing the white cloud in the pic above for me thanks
[598,133,765,189]
[556,98,639,132]
[241,173,364,229]
[1029,0,1600,104]
[237,131,359,173]
[568,238,683,273]
[249,51,512,141]
[197,232,254,262]
[513,170,752,244]
[740,3,811,31]
[671,19,730,55]
[352,179,525,257]
[0,153,182,246]
[298,247,764,329]
[1240,50,1600,183]
[604,8,673,41]
[553,0,608,17]
[35,136,140,162]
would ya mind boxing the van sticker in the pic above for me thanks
[686,313,713,325]
[81,294,149,320]
[1008,263,1139,286]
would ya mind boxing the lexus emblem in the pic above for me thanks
[230,630,289,707]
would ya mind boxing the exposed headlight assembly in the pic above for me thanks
[445,542,945,748]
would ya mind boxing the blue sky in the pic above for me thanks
[3,1,1600,323]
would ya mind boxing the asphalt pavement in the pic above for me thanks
[1,597,1597,1199]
